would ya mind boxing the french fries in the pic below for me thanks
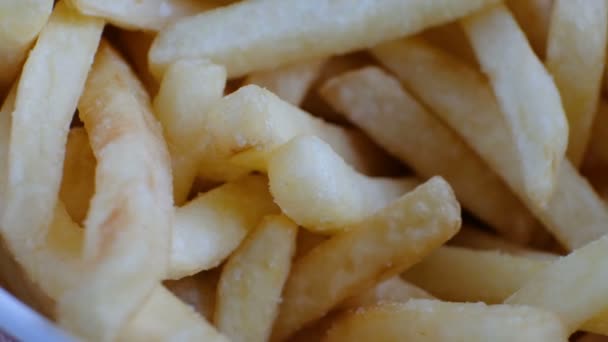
[545,0,608,165]
[324,300,568,342]
[4,0,608,340]
[268,136,418,233]
[272,177,461,340]
[320,67,542,244]
[202,84,395,176]
[170,175,279,279]
[215,215,297,342]
[372,38,608,250]
[153,59,227,204]
[57,42,173,341]
[462,3,568,206]
[0,0,53,95]
[149,0,501,78]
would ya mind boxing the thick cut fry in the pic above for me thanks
[215,215,297,342]
[268,136,418,233]
[462,4,568,206]
[320,67,541,244]
[451,226,557,260]
[57,42,173,341]
[324,300,567,342]
[0,0,53,94]
[171,175,279,279]
[545,0,608,165]
[153,59,227,204]
[507,234,608,333]
[1,0,103,250]
[244,59,324,106]
[338,277,433,311]
[149,0,500,78]
[66,0,226,31]
[404,246,552,304]
[505,0,553,58]
[59,128,95,225]
[203,85,394,176]
[372,40,608,250]
[115,31,159,96]
[272,177,461,340]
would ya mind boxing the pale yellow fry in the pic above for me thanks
[0,0,53,94]
[272,177,461,340]
[203,85,394,177]
[451,226,557,260]
[268,136,418,233]
[149,0,500,78]
[215,215,297,342]
[404,246,553,304]
[585,100,608,168]
[338,277,433,311]
[320,67,541,244]
[57,42,173,341]
[507,234,608,333]
[462,4,568,206]
[153,59,226,204]
[546,0,607,165]
[115,31,159,96]
[120,286,228,342]
[506,0,553,58]
[244,58,324,106]
[2,1,103,249]
[66,0,226,31]
[324,300,567,342]
[59,128,95,225]
[171,175,279,279]
[372,39,608,250]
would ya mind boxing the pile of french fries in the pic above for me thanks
[3,0,608,341]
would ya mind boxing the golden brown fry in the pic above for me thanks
[244,58,324,106]
[170,175,279,279]
[462,3,568,206]
[66,0,227,31]
[59,128,95,225]
[268,136,419,233]
[324,300,567,342]
[372,39,608,250]
[215,215,297,342]
[546,0,608,165]
[320,67,541,244]
[57,42,173,341]
[0,0,53,95]
[420,22,477,66]
[149,0,501,78]
[272,177,461,340]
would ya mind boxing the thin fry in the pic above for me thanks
[149,0,501,78]
[272,177,461,340]
[462,3,568,206]
[268,136,418,233]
